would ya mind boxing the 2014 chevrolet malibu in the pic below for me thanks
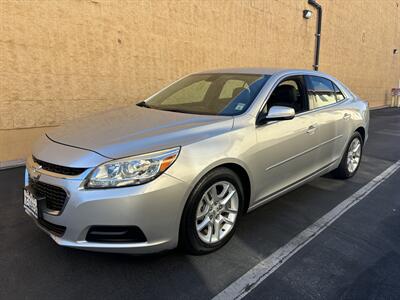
[24,68,369,254]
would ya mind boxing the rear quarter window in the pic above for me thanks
[333,83,346,101]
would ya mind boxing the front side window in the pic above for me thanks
[144,74,270,116]
[264,76,308,114]
[307,76,337,109]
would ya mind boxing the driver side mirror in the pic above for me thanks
[257,106,295,125]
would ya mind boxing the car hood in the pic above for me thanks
[45,105,233,162]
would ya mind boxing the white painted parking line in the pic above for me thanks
[213,160,400,300]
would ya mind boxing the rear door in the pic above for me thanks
[305,75,345,167]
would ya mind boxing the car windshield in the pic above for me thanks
[141,73,270,116]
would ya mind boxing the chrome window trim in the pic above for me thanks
[255,72,351,124]
[296,97,351,117]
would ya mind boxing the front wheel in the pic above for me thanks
[179,168,244,255]
[332,132,363,179]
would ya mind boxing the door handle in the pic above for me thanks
[306,124,317,135]
[343,113,351,120]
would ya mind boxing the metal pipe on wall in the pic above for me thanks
[308,0,322,71]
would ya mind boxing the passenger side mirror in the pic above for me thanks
[257,106,295,125]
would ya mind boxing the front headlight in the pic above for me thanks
[85,147,180,188]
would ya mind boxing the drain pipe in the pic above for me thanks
[308,0,322,71]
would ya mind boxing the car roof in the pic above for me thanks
[195,67,322,76]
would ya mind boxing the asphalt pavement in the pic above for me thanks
[0,108,399,300]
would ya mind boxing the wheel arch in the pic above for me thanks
[355,126,366,143]
[181,160,253,219]
[215,163,251,214]
[177,161,252,251]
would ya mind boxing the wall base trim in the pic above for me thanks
[0,159,26,170]
[370,105,389,110]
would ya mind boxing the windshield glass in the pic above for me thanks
[142,73,270,116]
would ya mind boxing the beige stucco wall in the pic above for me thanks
[0,0,399,162]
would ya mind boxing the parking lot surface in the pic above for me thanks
[1,108,399,300]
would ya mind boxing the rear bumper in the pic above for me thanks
[25,158,190,254]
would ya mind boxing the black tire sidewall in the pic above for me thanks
[180,167,244,254]
[339,132,363,178]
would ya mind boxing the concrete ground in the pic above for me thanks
[1,108,399,300]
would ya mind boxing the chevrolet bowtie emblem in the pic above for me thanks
[31,165,42,180]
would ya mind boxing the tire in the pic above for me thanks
[332,132,363,179]
[179,167,244,255]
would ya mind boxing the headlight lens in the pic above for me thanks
[85,147,180,188]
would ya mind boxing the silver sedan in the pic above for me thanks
[24,68,369,254]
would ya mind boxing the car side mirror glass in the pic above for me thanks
[257,106,295,125]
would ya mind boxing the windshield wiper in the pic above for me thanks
[159,108,189,114]
[136,101,151,108]
[137,103,212,115]
[160,108,213,115]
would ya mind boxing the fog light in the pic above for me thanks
[86,226,147,243]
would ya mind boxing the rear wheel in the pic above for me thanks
[180,168,244,254]
[332,132,363,179]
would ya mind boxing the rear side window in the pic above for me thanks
[306,76,336,109]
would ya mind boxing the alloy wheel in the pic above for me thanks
[347,138,361,173]
[195,181,239,244]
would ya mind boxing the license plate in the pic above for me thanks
[24,188,38,219]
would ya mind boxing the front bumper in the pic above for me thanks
[25,157,189,254]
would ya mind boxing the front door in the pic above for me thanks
[250,76,321,203]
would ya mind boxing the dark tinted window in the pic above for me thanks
[145,74,270,116]
[307,76,336,109]
[333,83,345,101]
[265,77,308,114]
